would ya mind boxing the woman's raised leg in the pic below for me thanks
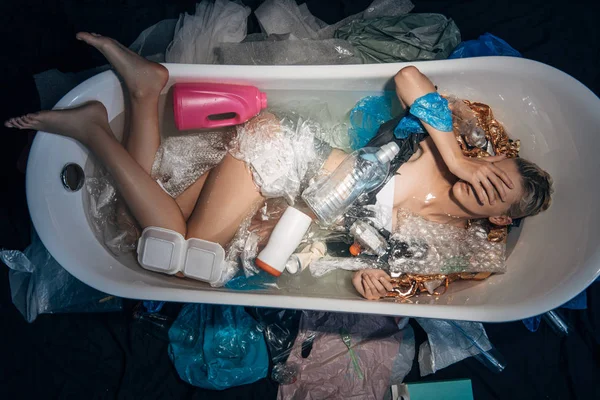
[6,102,187,235]
[75,32,167,174]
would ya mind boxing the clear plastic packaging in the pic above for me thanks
[309,257,384,278]
[302,143,399,226]
[388,209,506,276]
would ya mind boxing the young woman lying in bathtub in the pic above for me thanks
[5,33,552,300]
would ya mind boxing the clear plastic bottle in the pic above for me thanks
[302,142,399,226]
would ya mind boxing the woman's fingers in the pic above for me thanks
[366,275,389,298]
[487,173,507,202]
[362,277,375,299]
[379,277,394,292]
[474,181,489,205]
[353,272,366,297]
[479,175,497,205]
[367,274,388,296]
[489,162,514,189]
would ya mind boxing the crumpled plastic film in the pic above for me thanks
[228,111,332,203]
[389,209,506,276]
[277,311,404,399]
[255,0,414,41]
[166,0,251,64]
[216,37,362,65]
[0,230,122,323]
[168,304,269,390]
[415,319,493,376]
[151,130,231,198]
[86,172,139,255]
[390,323,415,385]
[309,257,384,278]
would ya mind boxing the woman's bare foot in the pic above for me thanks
[76,32,168,100]
[4,101,110,144]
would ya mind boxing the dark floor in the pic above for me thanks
[1,0,599,399]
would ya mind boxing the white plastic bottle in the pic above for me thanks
[256,207,312,277]
[302,142,400,226]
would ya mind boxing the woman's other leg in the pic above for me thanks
[186,154,263,246]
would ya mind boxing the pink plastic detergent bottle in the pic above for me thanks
[173,82,268,130]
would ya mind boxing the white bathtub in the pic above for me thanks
[27,58,600,322]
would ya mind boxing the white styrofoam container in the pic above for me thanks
[26,59,600,322]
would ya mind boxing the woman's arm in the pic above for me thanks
[393,67,514,204]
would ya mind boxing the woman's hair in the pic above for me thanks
[508,158,553,218]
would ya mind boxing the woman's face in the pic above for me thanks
[451,159,524,219]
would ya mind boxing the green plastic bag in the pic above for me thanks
[334,13,461,63]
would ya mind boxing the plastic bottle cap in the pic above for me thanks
[376,142,400,163]
[349,243,362,256]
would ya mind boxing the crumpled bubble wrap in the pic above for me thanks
[151,130,231,198]
[228,111,332,203]
[415,319,492,376]
[389,209,506,276]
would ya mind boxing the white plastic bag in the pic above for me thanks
[166,0,251,64]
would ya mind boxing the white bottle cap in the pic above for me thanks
[376,142,400,163]
[256,207,312,276]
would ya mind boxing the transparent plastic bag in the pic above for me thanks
[415,319,494,376]
[0,230,122,323]
[166,0,251,64]
[168,304,269,390]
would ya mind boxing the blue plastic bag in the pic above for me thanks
[449,33,521,59]
[349,96,394,149]
[168,304,269,390]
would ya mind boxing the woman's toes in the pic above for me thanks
[76,32,106,47]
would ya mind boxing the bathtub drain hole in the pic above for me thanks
[61,163,85,192]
